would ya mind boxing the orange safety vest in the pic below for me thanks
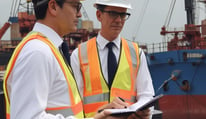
[78,37,140,117]
[3,31,84,119]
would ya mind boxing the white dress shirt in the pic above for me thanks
[7,22,76,119]
[71,33,155,103]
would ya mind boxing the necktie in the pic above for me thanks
[61,40,70,66]
[106,42,117,88]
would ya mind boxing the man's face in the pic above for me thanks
[56,0,82,35]
[97,6,128,41]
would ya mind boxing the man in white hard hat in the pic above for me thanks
[71,0,155,118]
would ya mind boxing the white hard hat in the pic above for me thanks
[94,0,132,9]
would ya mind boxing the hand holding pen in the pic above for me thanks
[95,97,151,119]
[94,97,128,119]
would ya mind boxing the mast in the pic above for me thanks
[184,0,195,24]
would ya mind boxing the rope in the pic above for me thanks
[132,0,150,41]
[164,0,176,27]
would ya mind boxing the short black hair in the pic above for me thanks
[32,0,65,19]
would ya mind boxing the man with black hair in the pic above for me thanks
[3,0,125,119]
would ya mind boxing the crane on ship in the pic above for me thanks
[160,0,206,51]
[0,0,35,41]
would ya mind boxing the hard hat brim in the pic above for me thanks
[94,2,132,9]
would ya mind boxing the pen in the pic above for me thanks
[118,97,125,102]
[98,109,104,113]
[118,97,127,108]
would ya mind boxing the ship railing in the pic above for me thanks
[139,42,168,54]
[165,26,185,32]
[0,40,19,52]
[139,38,206,54]
[0,40,19,71]
[0,70,5,81]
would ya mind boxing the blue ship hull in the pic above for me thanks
[147,49,206,119]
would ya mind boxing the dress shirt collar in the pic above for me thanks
[32,22,63,48]
[96,32,121,50]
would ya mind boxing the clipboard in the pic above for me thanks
[107,94,164,116]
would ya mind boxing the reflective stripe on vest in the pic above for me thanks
[3,31,84,119]
[78,37,140,117]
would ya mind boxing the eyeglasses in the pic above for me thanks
[101,10,131,21]
[64,1,82,13]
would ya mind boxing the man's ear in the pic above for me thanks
[48,0,57,16]
[96,10,102,22]
[51,3,56,10]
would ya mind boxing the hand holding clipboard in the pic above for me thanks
[105,94,164,116]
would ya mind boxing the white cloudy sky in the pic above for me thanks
[0,0,205,44]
